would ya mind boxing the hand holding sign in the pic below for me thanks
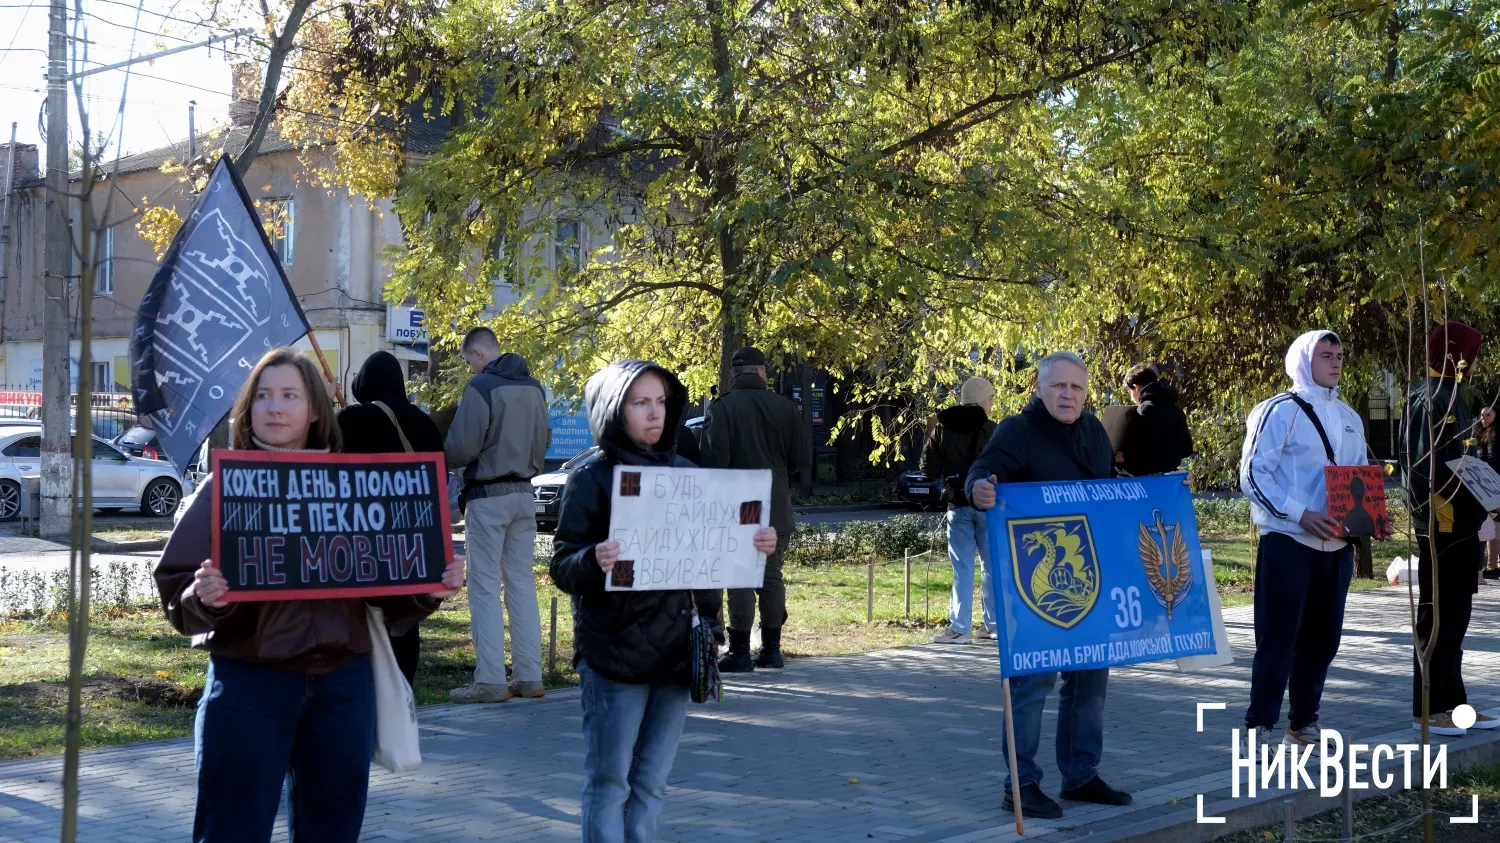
[193,559,230,608]
[595,541,622,575]
[752,527,778,555]
[432,554,467,599]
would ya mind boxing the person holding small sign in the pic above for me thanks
[1402,321,1500,735]
[153,348,465,843]
[551,361,778,842]
[1240,331,1390,755]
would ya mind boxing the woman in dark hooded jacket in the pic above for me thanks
[551,361,777,842]
[336,351,445,685]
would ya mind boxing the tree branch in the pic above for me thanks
[236,0,318,176]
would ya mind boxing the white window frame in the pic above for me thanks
[93,228,113,296]
[269,198,296,267]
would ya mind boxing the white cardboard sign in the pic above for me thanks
[605,465,772,592]
[1446,456,1500,512]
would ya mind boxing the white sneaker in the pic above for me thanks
[1284,725,1321,754]
[975,623,998,640]
[1468,712,1500,730]
[931,628,973,645]
[1242,726,1273,755]
[1413,713,1467,737]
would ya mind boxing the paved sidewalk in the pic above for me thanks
[2,586,1498,842]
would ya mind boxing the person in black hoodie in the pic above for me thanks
[336,350,445,686]
[551,360,778,841]
[1115,364,1194,477]
[921,376,999,644]
[966,351,1131,820]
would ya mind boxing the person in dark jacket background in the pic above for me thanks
[921,376,999,644]
[552,360,777,841]
[1474,405,1500,579]
[702,347,812,672]
[1402,321,1499,734]
[337,350,445,686]
[965,351,1131,820]
[1115,363,1194,477]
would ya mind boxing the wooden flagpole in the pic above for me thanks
[1003,677,1025,835]
[306,332,346,408]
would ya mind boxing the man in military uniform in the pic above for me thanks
[703,347,813,672]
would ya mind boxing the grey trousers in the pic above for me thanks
[464,492,542,684]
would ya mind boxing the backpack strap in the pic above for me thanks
[1284,392,1337,466]
[371,401,415,454]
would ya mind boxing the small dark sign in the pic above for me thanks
[212,450,454,602]
[1324,465,1388,538]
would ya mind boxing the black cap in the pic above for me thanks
[731,347,767,367]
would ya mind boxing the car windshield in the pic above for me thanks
[561,447,599,470]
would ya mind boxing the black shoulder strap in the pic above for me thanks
[1284,392,1337,465]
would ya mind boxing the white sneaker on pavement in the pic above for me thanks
[1283,724,1321,754]
[931,628,972,645]
[975,623,999,641]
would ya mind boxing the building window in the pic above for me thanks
[266,198,295,266]
[554,218,581,272]
[90,361,110,392]
[94,228,113,296]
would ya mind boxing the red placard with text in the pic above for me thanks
[1324,465,1387,538]
[211,450,454,602]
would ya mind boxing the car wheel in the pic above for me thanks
[142,478,181,517]
[0,480,19,520]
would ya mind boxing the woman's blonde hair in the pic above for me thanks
[229,347,342,452]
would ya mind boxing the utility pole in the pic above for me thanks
[40,0,70,540]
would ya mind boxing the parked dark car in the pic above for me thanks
[114,425,164,461]
[896,470,944,509]
[532,446,599,533]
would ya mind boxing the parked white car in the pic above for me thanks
[0,428,188,519]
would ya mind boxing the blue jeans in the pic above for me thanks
[193,653,374,843]
[1001,669,1109,791]
[946,507,995,634]
[579,661,690,842]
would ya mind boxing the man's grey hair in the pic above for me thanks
[1036,351,1089,384]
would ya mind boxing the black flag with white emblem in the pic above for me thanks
[130,156,310,473]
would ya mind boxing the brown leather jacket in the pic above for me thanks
[154,483,444,675]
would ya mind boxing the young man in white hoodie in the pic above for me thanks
[1240,330,1381,751]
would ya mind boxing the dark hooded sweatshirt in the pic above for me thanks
[965,395,1113,495]
[337,351,444,456]
[550,361,724,685]
[919,404,997,508]
[1117,379,1194,477]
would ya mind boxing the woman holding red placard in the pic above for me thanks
[154,347,465,843]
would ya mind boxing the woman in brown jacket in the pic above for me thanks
[155,348,463,843]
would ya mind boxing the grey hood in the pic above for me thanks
[584,360,688,466]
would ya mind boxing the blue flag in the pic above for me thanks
[130,157,310,473]
[987,473,1216,677]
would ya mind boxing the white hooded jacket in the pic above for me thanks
[1239,330,1369,551]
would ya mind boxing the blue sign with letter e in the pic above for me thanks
[987,473,1215,677]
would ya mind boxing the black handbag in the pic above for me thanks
[688,594,722,704]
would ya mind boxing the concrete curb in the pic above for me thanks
[792,503,903,515]
[90,538,167,553]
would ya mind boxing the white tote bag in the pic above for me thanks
[366,605,422,772]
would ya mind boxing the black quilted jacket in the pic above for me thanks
[549,360,722,686]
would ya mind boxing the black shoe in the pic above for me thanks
[718,650,755,673]
[1061,776,1133,806]
[754,649,784,669]
[1485,568,1499,580]
[1003,783,1063,819]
